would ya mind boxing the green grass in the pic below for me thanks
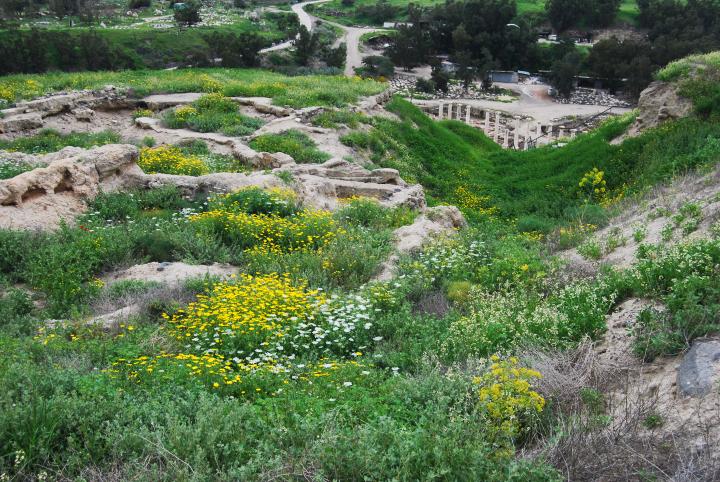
[249,130,332,163]
[0,14,289,71]
[0,129,120,154]
[0,69,386,108]
[617,0,640,24]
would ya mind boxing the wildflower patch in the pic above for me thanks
[139,145,209,176]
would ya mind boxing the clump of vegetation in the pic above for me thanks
[0,129,120,154]
[138,145,209,176]
[249,129,331,163]
[0,159,35,180]
[312,109,367,128]
[163,93,264,136]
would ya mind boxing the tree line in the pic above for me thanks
[384,0,720,99]
[0,29,270,75]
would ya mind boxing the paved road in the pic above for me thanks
[260,0,383,76]
[260,0,329,53]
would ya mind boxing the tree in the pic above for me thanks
[387,4,429,69]
[359,55,394,78]
[357,0,400,25]
[587,0,621,27]
[321,43,346,69]
[453,50,476,90]
[174,0,201,27]
[549,51,582,97]
[128,0,151,9]
[294,25,318,66]
[204,31,265,67]
[430,59,450,93]
[545,0,585,32]
[1,0,28,19]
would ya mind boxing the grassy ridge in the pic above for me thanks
[0,69,385,107]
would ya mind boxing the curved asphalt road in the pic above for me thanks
[260,0,383,76]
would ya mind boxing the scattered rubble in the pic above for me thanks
[389,75,516,102]
[556,87,632,108]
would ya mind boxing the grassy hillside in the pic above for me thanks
[344,95,720,229]
[2,54,720,480]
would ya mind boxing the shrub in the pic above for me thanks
[138,145,209,176]
[335,196,415,229]
[132,108,154,120]
[189,208,341,254]
[162,94,264,136]
[474,356,545,451]
[209,187,301,217]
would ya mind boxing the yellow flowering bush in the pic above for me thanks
[455,185,499,216]
[190,209,341,254]
[173,105,198,123]
[578,167,625,207]
[165,274,326,357]
[0,84,15,104]
[474,356,545,449]
[138,145,209,176]
[199,74,223,93]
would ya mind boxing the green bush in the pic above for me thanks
[335,197,415,229]
[210,187,301,217]
[249,130,331,164]
[162,94,264,137]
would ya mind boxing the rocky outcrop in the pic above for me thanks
[0,142,426,229]
[621,81,694,140]
[0,144,139,207]
[0,86,131,133]
[677,339,720,397]
[103,261,238,288]
[376,205,466,280]
[0,112,43,133]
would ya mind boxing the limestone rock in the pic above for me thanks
[142,93,203,110]
[134,116,156,129]
[623,81,694,139]
[677,339,720,397]
[0,144,139,232]
[394,205,466,253]
[0,112,43,133]
[86,304,142,329]
[72,107,95,122]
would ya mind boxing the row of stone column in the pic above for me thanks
[437,102,472,123]
[436,103,580,149]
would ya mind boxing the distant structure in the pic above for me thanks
[489,71,519,83]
